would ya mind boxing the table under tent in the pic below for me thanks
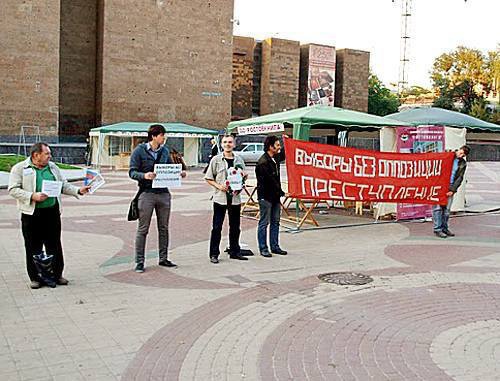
[226,105,408,229]
[378,107,500,217]
[89,122,218,169]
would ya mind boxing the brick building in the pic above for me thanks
[1,1,62,140]
[231,36,255,120]
[334,49,370,112]
[260,38,300,115]
[97,0,233,131]
[1,0,233,143]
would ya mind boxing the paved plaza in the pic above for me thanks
[0,162,499,380]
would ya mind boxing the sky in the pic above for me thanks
[233,0,499,89]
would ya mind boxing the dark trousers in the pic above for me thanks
[21,204,64,282]
[209,202,241,258]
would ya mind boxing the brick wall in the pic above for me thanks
[260,38,300,115]
[252,41,262,115]
[58,0,97,140]
[0,1,61,139]
[96,0,233,131]
[334,49,370,112]
[232,36,254,120]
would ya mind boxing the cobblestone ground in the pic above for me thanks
[0,162,499,381]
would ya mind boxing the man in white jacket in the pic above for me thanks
[8,142,90,289]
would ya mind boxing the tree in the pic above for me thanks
[431,46,491,113]
[368,74,400,116]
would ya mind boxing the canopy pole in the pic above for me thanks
[96,133,105,171]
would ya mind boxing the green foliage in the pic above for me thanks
[0,155,80,172]
[469,99,490,121]
[368,74,400,116]
[431,46,498,115]
[400,85,431,98]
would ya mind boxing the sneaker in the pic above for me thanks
[57,277,69,286]
[443,229,455,237]
[30,281,41,289]
[159,260,177,268]
[229,254,248,260]
[434,231,448,239]
[210,257,219,264]
[271,248,288,255]
[260,251,272,258]
[135,263,145,273]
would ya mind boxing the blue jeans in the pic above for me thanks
[257,199,281,253]
[432,195,454,232]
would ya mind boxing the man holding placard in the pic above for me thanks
[205,134,248,264]
[129,124,186,273]
[8,142,90,289]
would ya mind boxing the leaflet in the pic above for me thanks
[41,180,63,197]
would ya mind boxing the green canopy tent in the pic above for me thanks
[228,105,411,229]
[386,107,500,132]
[227,105,407,141]
[378,107,500,216]
[89,122,218,168]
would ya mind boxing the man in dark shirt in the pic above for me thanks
[129,124,186,272]
[432,145,470,238]
[255,135,287,257]
[203,138,219,174]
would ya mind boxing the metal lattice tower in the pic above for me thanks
[398,0,413,93]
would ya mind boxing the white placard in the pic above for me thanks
[152,164,182,188]
[41,180,63,197]
[237,123,285,136]
[227,168,243,191]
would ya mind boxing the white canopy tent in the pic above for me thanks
[89,122,218,169]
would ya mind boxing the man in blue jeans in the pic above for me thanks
[255,135,287,257]
[432,145,470,238]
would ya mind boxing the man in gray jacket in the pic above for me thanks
[8,142,90,289]
[204,134,248,263]
[433,145,470,238]
[129,124,186,273]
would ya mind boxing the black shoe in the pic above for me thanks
[210,257,219,264]
[443,229,455,237]
[229,254,248,260]
[159,260,177,268]
[260,251,272,258]
[135,263,145,273]
[57,277,69,286]
[434,231,448,239]
[271,248,288,255]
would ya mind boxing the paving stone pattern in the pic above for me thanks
[0,164,499,380]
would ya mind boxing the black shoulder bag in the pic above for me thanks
[127,147,164,221]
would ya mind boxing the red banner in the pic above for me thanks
[284,137,454,204]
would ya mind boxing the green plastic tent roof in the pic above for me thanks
[227,105,407,131]
[91,122,218,135]
[386,107,500,132]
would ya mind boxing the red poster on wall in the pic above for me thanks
[283,137,454,204]
[396,126,446,219]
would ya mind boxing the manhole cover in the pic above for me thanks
[318,272,373,285]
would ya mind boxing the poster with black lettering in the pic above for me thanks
[396,126,445,219]
[283,137,454,205]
